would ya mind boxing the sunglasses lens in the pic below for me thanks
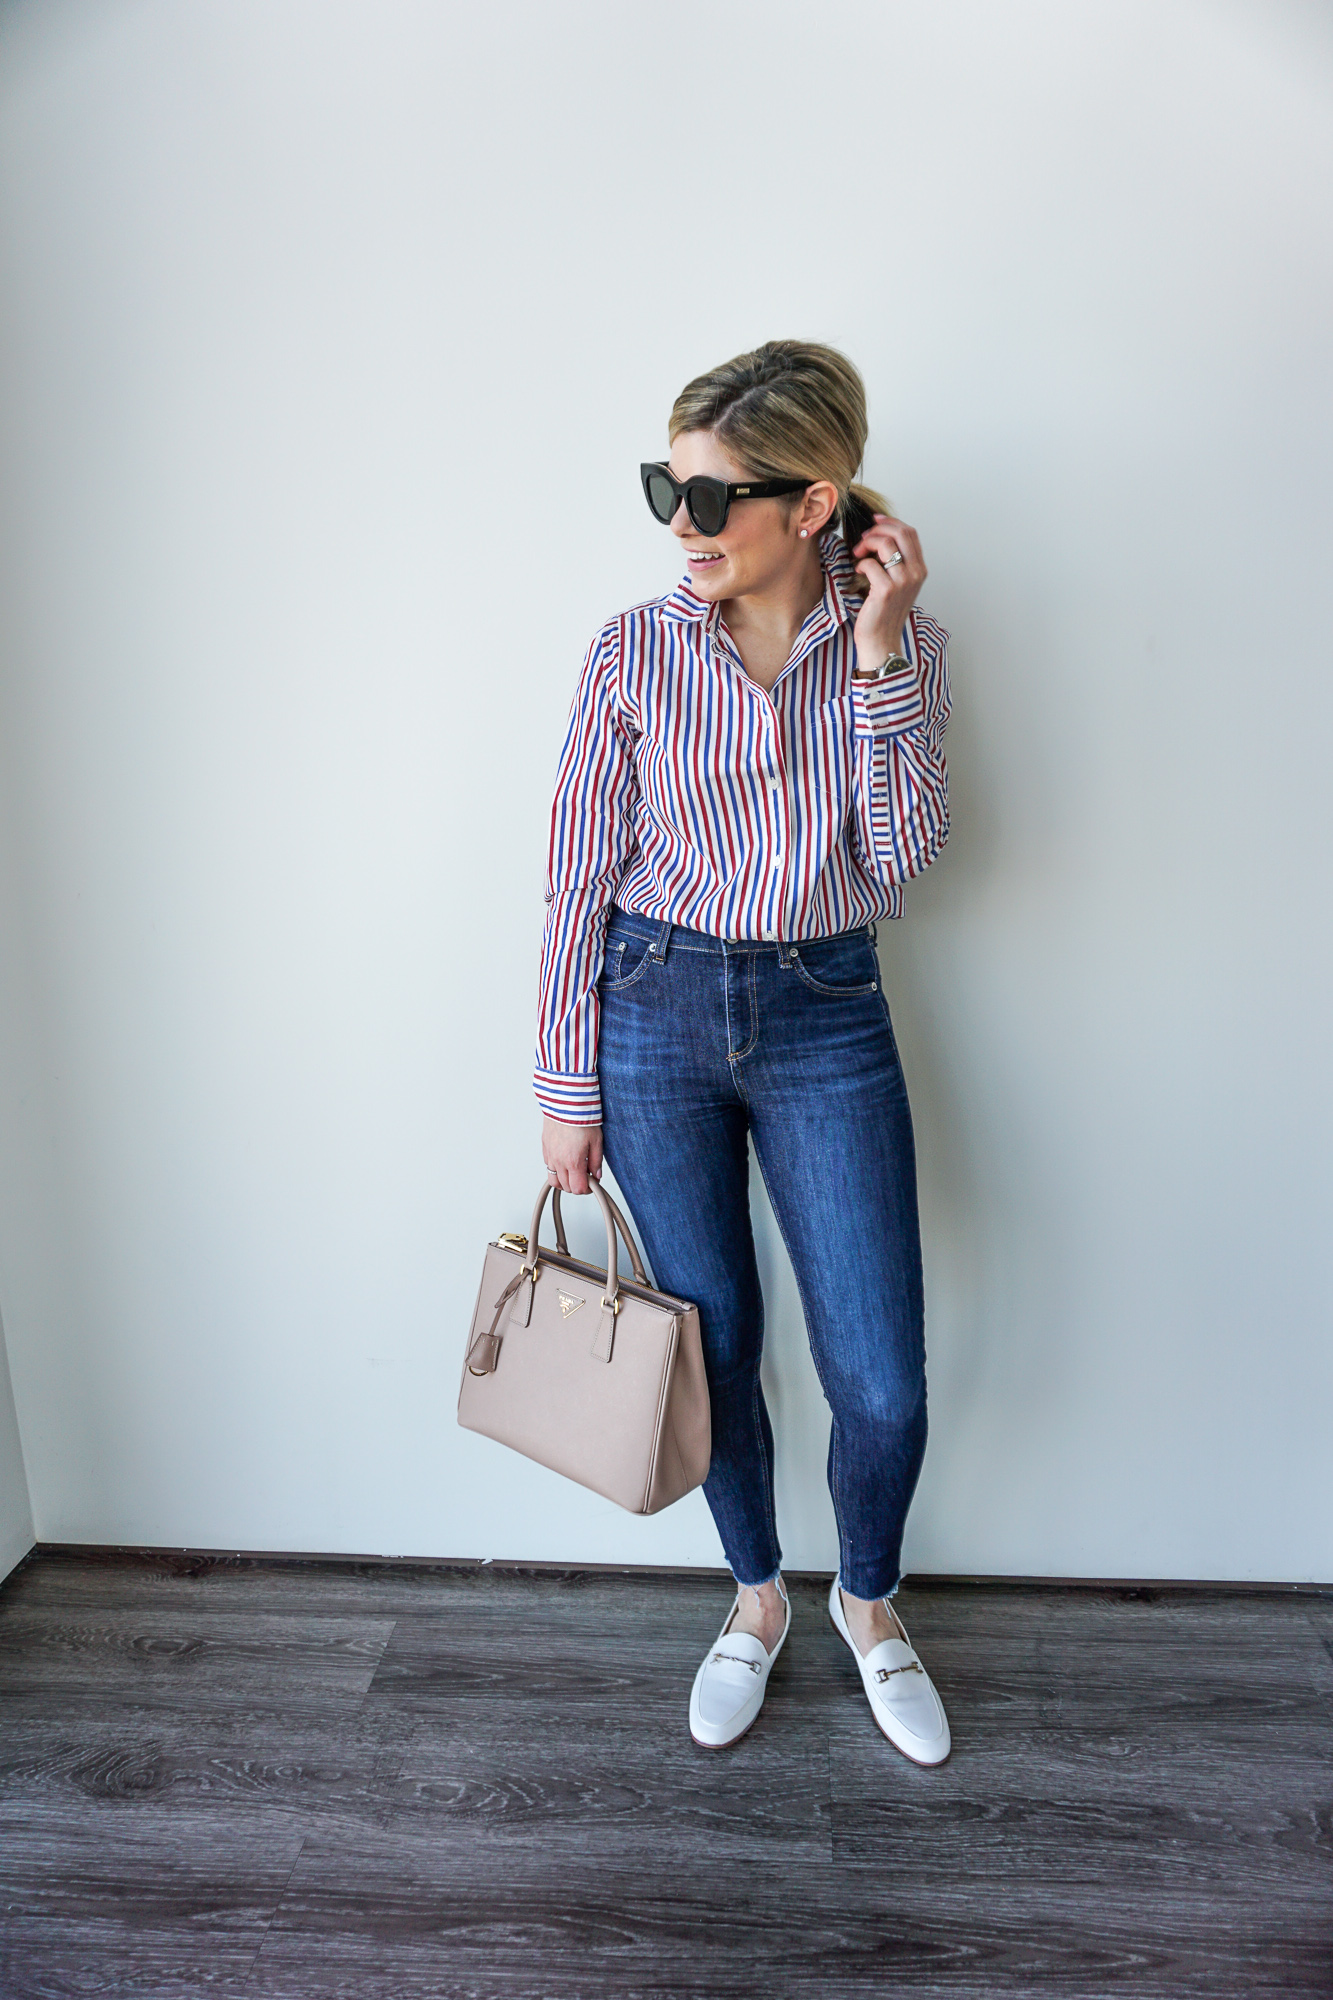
[646,470,677,524]
[688,483,726,536]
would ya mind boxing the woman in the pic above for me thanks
[536,341,952,1762]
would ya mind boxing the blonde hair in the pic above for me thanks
[668,339,889,591]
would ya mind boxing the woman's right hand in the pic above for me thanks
[542,1116,604,1195]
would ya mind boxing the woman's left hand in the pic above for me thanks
[851,513,927,670]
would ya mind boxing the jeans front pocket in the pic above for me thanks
[789,934,879,998]
[600,933,655,992]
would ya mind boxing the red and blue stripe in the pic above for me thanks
[535,530,950,1123]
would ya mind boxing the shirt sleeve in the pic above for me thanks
[848,609,951,888]
[534,619,638,1125]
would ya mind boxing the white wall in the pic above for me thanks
[0,0,1329,1581]
[0,1314,34,1580]
[0,533,43,1580]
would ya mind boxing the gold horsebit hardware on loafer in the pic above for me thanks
[712,1652,763,1674]
[874,1659,925,1682]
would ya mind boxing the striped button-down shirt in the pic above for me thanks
[535,528,950,1124]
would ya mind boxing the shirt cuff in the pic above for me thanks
[852,661,926,736]
[534,1066,603,1125]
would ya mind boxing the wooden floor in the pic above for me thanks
[0,1555,1329,1998]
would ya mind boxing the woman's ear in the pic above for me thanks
[796,479,839,538]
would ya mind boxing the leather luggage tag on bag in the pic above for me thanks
[557,1290,585,1319]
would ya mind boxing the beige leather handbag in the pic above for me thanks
[458,1179,710,1515]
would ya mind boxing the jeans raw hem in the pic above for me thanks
[837,1568,902,1603]
[731,1563,783,1593]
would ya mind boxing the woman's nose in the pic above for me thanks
[670,499,692,536]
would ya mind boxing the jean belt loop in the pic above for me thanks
[649,917,673,963]
[777,940,794,969]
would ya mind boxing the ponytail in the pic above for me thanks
[839,481,893,595]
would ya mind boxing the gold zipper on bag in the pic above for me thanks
[494,1232,692,1314]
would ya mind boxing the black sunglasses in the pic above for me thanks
[640,462,811,538]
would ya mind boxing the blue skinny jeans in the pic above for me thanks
[596,908,928,1601]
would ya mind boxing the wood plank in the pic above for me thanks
[0,1949,258,1998]
[0,1610,395,1713]
[0,1706,412,1826]
[828,1745,1333,1895]
[3,1552,737,1620]
[243,1832,1333,1998]
[0,1705,832,1861]
[0,1810,303,1996]
[376,1725,831,1861]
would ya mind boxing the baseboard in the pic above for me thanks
[13,1541,1333,1597]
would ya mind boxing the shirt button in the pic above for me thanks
[765,928,777,939]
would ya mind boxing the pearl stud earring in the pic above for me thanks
[799,529,808,538]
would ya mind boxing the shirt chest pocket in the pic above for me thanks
[809,698,855,816]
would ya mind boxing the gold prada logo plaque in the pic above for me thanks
[557,1291,585,1319]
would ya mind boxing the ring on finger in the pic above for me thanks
[883,550,904,567]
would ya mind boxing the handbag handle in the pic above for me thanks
[468,1179,651,1376]
[526,1179,646,1307]
[549,1184,648,1285]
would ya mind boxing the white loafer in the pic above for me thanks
[689,1578,791,1749]
[828,1577,951,1766]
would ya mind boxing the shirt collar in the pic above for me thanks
[660,527,862,631]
